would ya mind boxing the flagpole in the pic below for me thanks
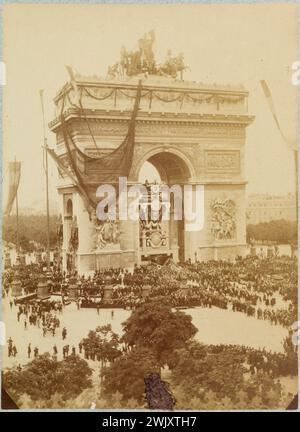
[294,149,298,222]
[15,157,20,257]
[40,90,51,270]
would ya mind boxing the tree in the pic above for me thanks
[282,332,298,376]
[247,219,297,244]
[3,353,92,404]
[170,341,246,402]
[81,324,122,389]
[169,341,292,410]
[81,324,121,368]
[102,347,159,404]
[121,297,197,367]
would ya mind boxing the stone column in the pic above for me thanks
[169,209,179,262]
[183,183,205,262]
[119,193,139,267]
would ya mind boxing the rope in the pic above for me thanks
[83,87,115,101]
[151,91,183,103]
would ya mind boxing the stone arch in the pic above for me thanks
[132,146,197,264]
[131,146,196,184]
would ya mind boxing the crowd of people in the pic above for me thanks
[2,251,297,393]
[206,339,297,378]
[2,254,297,330]
[14,299,63,336]
[101,255,297,328]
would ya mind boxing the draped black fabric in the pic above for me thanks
[46,147,95,214]
[60,114,96,209]
[49,80,142,216]
[64,79,142,172]
[61,80,142,189]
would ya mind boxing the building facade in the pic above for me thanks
[246,194,297,225]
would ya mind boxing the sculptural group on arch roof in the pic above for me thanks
[107,31,189,80]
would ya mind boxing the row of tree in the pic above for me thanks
[3,215,297,252]
[247,219,297,244]
[3,215,59,252]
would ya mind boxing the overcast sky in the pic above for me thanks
[2,3,298,209]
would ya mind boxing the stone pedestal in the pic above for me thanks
[142,286,151,298]
[45,271,53,294]
[103,286,114,301]
[20,253,26,266]
[11,279,22,297]
[68,276,79,300]
[250,246,256,256]
[4,251,11,269]
[267,246,274,258]
[36,251,42,265]
[15,255,21,267]
[37,274,49,299]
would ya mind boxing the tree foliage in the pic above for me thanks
[101,299,196,405]
[169,341,293,410]
[247,219,297,244]
[3,353,93,402]
[81,324,122,365]
[3,215,59,251]
[173,373,290,410]
[170,341,246,401]
[282,333,298,376]
[102,347,159,404]
[121,297,197,367]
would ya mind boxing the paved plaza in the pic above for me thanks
[2,292,290,371]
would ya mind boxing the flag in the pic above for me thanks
[260,80,297,152]
[4,161,21,216]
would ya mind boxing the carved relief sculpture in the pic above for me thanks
[210,198,236,240]
[94,218,120,250]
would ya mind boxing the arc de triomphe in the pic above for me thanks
[49,74,254,274]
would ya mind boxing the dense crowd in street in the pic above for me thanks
[2,252,297,398]
[108,255,297,328]
[2,254,297,329]
[205,339,297,378]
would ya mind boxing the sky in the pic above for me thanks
[2,3,298,210]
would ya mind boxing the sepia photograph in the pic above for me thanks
[0,2,299,411]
